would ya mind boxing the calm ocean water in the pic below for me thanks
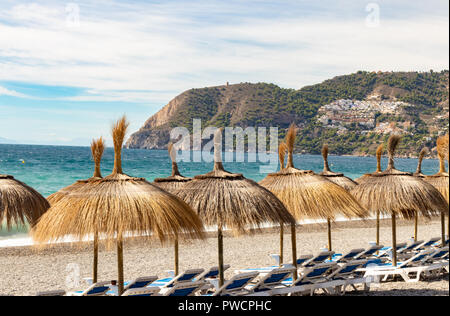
[0,143,446,241]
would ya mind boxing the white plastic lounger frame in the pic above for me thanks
[360,249,446,283]
[326,260,370,294]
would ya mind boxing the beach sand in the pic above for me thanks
[0,217,448,296]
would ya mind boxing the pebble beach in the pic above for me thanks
[0,217,448,296]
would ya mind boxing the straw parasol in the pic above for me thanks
[32,116,205,295]
[412,147,429,241]
[259,125,369,275]
[355,144,384,245]
[46,137,105,283]
[424,135,449,245]
[350,135,448,266]
[153,143,192,275]
[319,144,359,251]
[174,129,295,286]
[0,174,49,230]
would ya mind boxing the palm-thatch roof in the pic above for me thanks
[0,174,49,229]
[355,144,384,184]
[424,135,449,203]
[154,143,192,193]
[259,125,368,221]
[413,147,429,178]
[319,144,358,191]
[32,116,205,246]
[350,135,448,220]
[47,137,105,205]
[174,129,295,235]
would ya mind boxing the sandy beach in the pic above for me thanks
[0,217,448,296]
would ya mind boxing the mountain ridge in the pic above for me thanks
[126,71,449,156]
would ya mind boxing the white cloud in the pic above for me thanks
[0,0,448,105]
[0,86,29,98]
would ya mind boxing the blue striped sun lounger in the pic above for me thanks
[69,281,111,296]
[271,262,339,296]
[161,281,207,296]
[151,269,204,288]
[211,272,260,296]
[332,249,365,263]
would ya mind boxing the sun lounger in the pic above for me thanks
[360,249,443,282]
[422,247,449,264]
[196,265,231,281]
[245,267,296,295]
[375,242,407,259]
[69,281,111,296]
[151,269,204,288]
[354,244,384,261]
[211,272,260,296]
[121,287,160,296]
[272,262,340,296]
[415,237,441,251]
[36,290,66,296]
[326,260,370,294]
[302,251,335,267]
[332,249,365,263]
[160,281,206,296]
[124,275,158,291]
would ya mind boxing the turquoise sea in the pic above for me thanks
[0,144,446,241]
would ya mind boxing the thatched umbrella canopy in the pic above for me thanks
[153,143,192,275]
[412,147,429,241]
[350,135,448,265]
[45,137,105,283]
[0,174,49,230]
[259,125,369,274]
[424,135,449,245]
[174,129,295,286]
[32,117,205,295]
[319,144,359,251]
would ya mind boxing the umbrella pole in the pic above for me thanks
[218,227,225,287]
[392,213,397,267]
[117,238,124,296]
[93,231,98,283]
[279,224,284,267]
[327,218,332,252]
[174,235,179,276]
[441,212,446,247]
[376,211,380,246]
[414,214,418,242]
[291,223,298,280]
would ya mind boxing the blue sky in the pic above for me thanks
[0,0,448,146]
